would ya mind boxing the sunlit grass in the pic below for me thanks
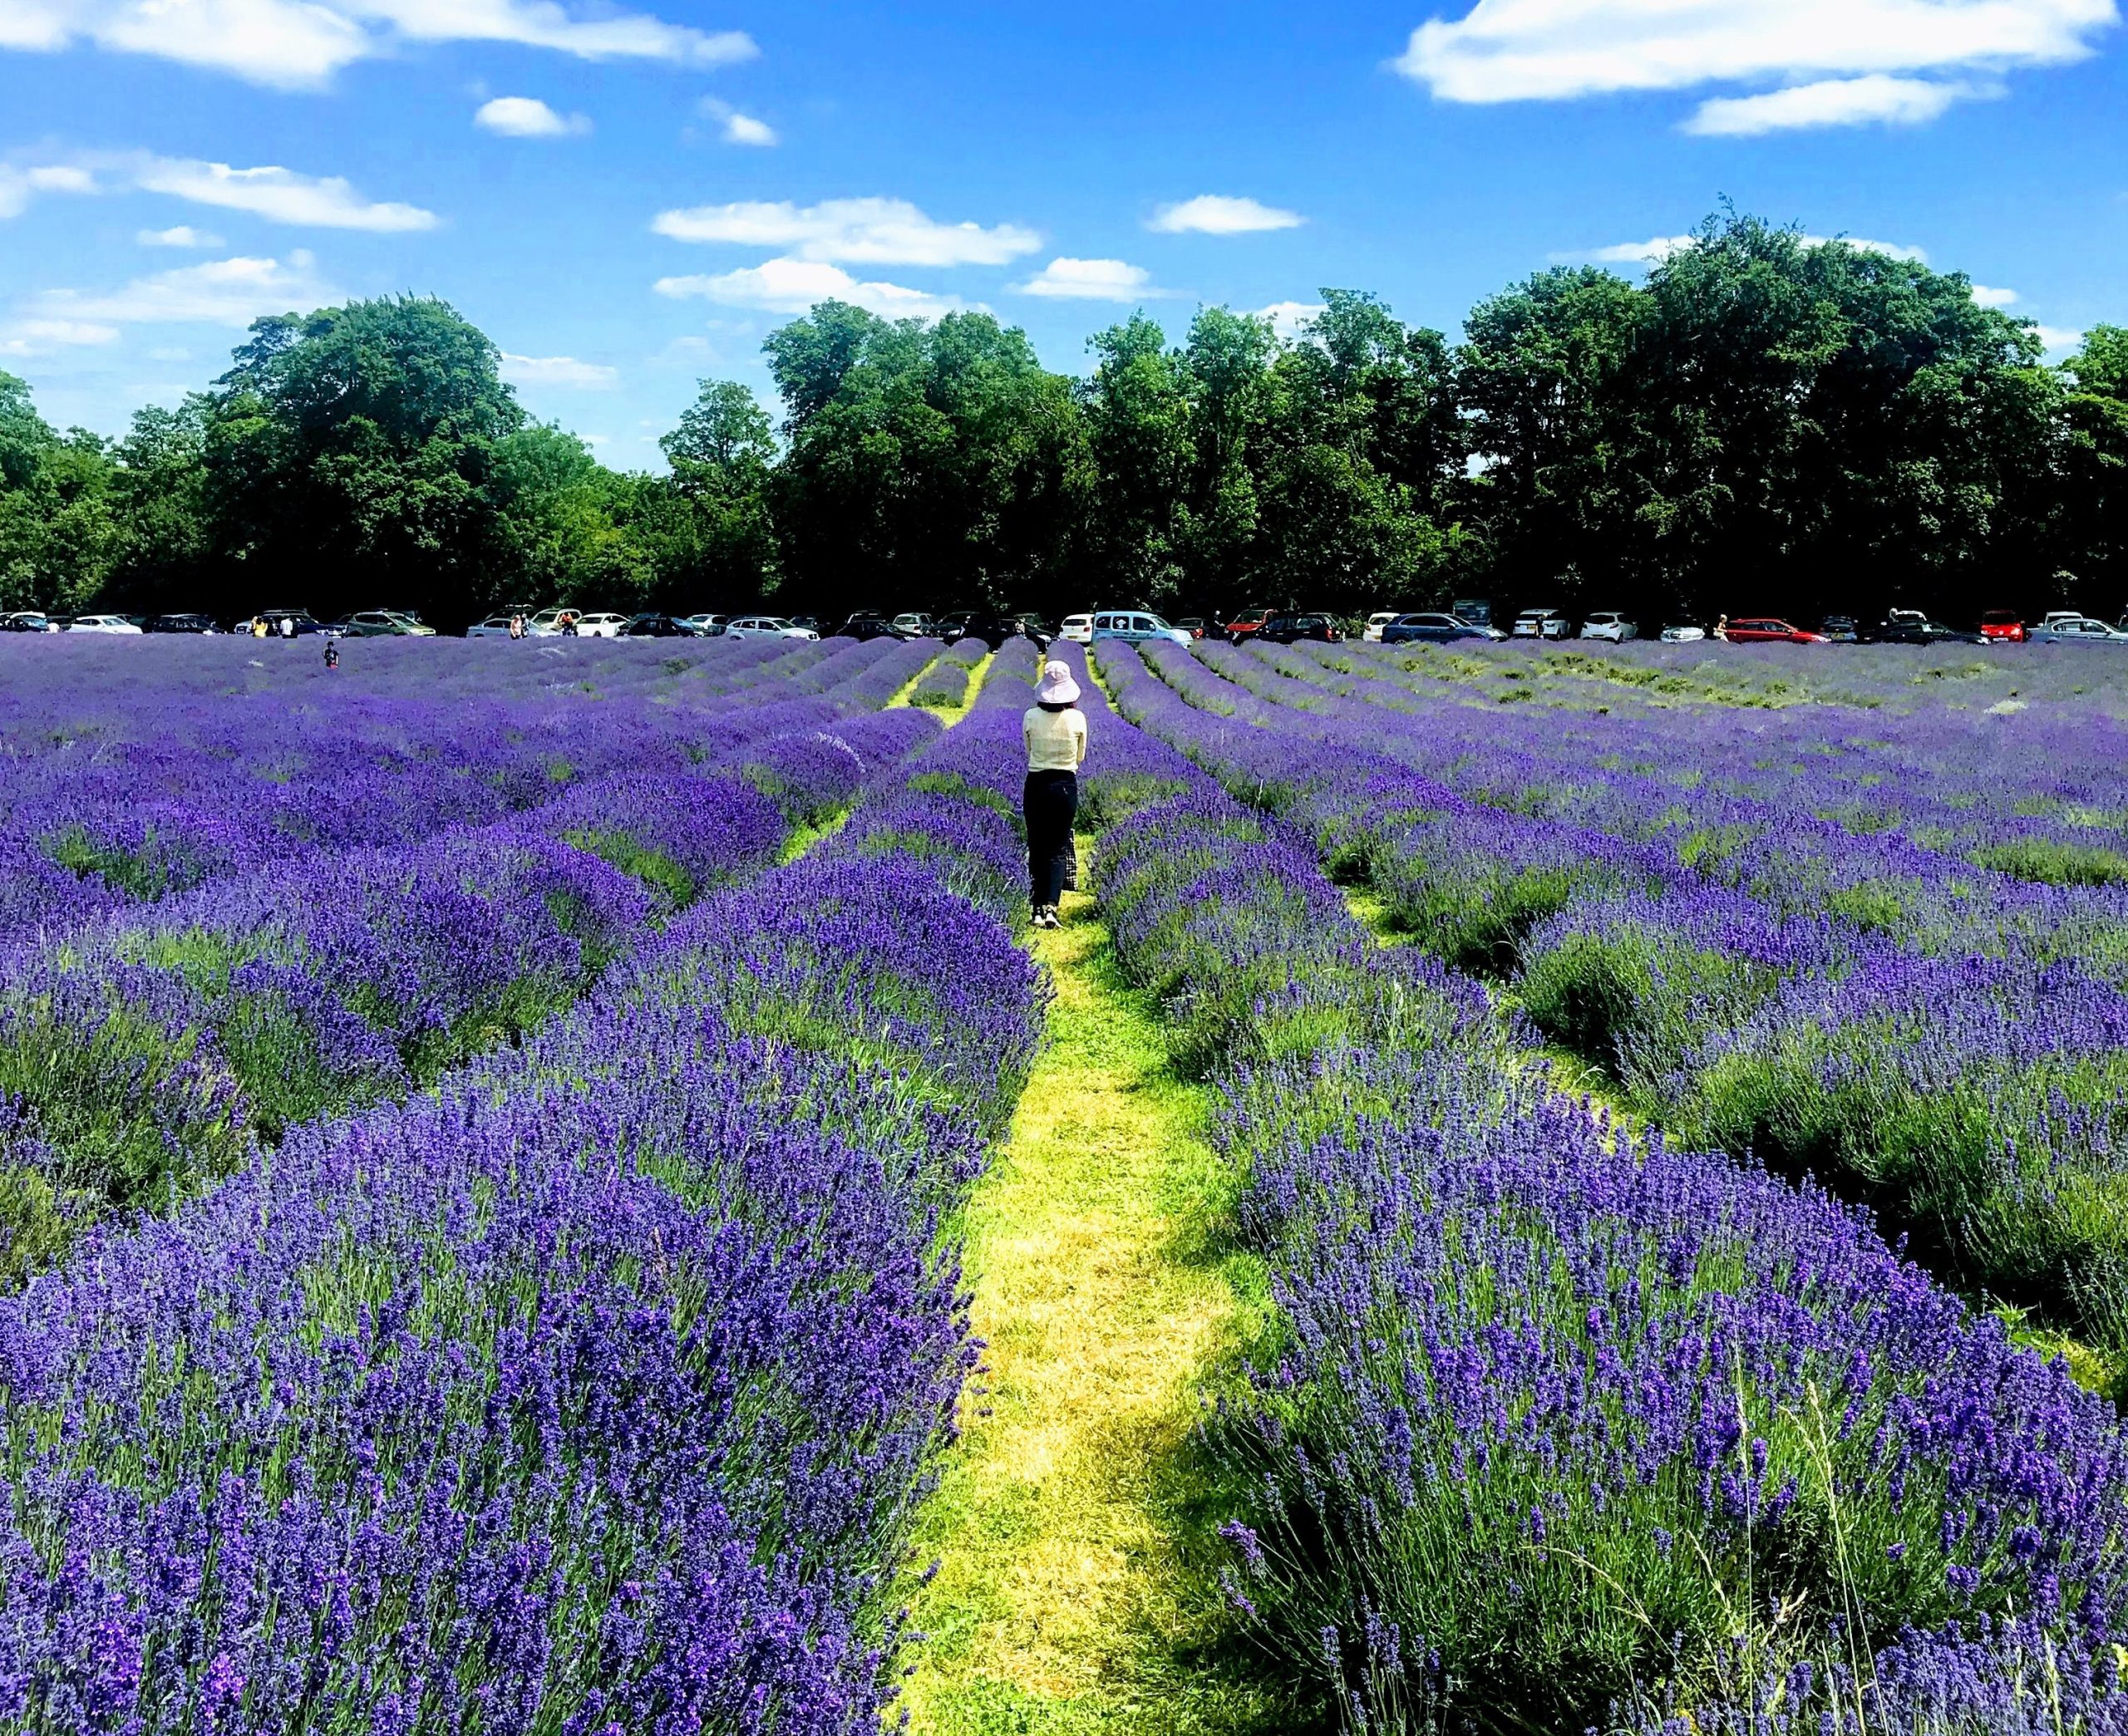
[902,870,1300,1735]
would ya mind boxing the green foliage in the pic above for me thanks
[12,209,2128,625]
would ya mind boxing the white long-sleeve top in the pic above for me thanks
[1023,705,1087,773]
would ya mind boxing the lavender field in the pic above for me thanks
[5,630,2128,1734]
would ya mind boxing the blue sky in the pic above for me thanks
[2,0,2122,469]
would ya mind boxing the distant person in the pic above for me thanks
[1022,657,1088,931]
[252,616,268,639]
[278,615,293,639]
[1716,613,1730,642]
[510,613,525,640]
[323,637,339,671]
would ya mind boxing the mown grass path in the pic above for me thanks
[900,868,1288,1735]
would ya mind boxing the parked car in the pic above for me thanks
[2028,616,2128,643]
[1980,610,2027,642]
[961,612,1045,650]
[727,615,819,641]
[259,609,324,637]
[1058,612,1095,644]
[1255,612,1344,644]
[2041,611,2086,627]
[1579,611,1638,643]
[563,612,624,639]
[672,612,731,636]
[66,614,143,635]
[1381,612,1500,645]
[1722,617,1829,644]
[891,612,936,637]
[1362,611,1399,643]
[1175,617,1209,640]
[623,613,694,637]
[1876,611,1981,645]
[340,610,436,637]
[467,613,523,638]
[0,610,57,632]
[145,613,219,634]
[1091,609,1192,646]
[1512,608,1571,639]
[786,614,825,635]
[525,607,581,637]
[837,613,913,641]
[1819,615,1862,643]
[933,613,973,642]
[1451,598,1494,628]
[1659,623,1707,642]
[1224,607,1274,642]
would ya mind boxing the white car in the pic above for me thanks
[1660,624,1707,643]
[726,614,820,641]
[1512,608,1572,639]
[2029,616,2128,643]
[1058,612,1095,644]
[1363,611,1398,643]
[1091,609,1192,647]
[67,614,143,635]
[574,612,628,639]
[1579,612,1638,643]
[525,607,581,637]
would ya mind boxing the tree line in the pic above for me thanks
[3,209,2125,631]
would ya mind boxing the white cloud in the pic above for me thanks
[500,351,618,387]
[0,317,123,357]
[1016,257,1170,301]
[2,0,755,88]
[138,224,224,248]
[0,163,96,219]
[1972,283,2020,306]
[131,156,437,229]
[652,197,1038,266]
[1149,194,1305,234]
[2035,322,2085,349]
[475,96,590,137]
[697,97,777,145]
[1684,74,1969,133]
[1,153,435,231]
[1396,0,2116,106]
[655,258,964,318]
[1259,299,1326,338]
[28,251,338,327]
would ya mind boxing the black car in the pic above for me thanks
[145,612,219,634]
[0,611,54,632]
[836,613,914,641]
[1255,612,1344,645]
[1820,615,1861,643]
[259,609,325,637]
[933,612,974,642]
[958,612,1047,651]
[1381,612,1495,645]
[1875,614,1982,645]
[623,613,693,637]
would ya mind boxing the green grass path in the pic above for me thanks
[899,871,1290,1734]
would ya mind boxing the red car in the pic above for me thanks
[1980,609,2027,642]
[1721,617,1830,644]
[1224,607,1273,640]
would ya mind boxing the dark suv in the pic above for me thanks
[961,613,1046,650]
[1255,612,1344,645]
[836,614,914,641]
[145,612,219,634]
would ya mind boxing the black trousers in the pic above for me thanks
[1024,770,1079,910]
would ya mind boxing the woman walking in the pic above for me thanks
[1023,657,1087,930]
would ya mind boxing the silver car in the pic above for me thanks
[1512,608,1571,640]
[726,615,820,641]
[1091,609,1192,646]
[2028,616,2128,643]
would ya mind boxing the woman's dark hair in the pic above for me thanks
[1037,700,1075,712]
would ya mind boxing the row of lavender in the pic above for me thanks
[0,641,943,1286]
[0,641,1055,1728]
[1120,635,2128,1361]
[1071,639,2128,1734]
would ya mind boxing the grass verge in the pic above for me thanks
[900,863,1297,1735]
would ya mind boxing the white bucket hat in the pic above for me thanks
[1037,659,1081,705]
